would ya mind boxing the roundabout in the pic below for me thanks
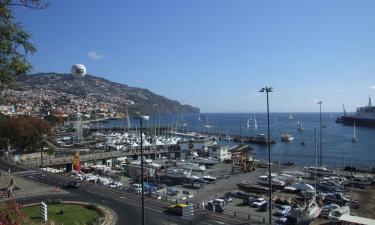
[22,200,116,225]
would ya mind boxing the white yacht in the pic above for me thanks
[164,168,191,180]
[202,175,217,182]
[257,175,285,188]
[176,162,206,172]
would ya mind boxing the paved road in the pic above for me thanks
[0,158,246,225]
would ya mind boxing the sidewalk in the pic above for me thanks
[0,169,67,200]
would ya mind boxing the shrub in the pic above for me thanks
[86,204,98,210]
[52,198,62,204]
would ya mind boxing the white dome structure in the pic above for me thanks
[71,64,87,78]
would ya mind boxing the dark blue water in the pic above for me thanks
[96,113,375,168]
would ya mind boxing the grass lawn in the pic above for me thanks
[22,204,99,225]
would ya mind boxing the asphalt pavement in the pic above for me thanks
[0,157,246,225]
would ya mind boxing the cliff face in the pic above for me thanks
[16,73,200,115]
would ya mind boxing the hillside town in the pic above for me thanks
[1,87,124,119]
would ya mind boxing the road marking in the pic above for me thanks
[212,221,225,225]
[145,206,163,213]
[120,196,125,199]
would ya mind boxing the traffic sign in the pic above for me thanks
[40,201,48,222]
[182,204,194,220]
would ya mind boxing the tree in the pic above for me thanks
[0,115,52,153]
[0,0,48,87]
[0,199,31,225]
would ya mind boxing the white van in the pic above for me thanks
[213,199,225,207]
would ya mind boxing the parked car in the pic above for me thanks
[259,202,268,212]
[251,198,267,207]
[65,181,80,189]
[150,192,162,200]
[129,183,142,194]
[213,199,225,207]
[108,181,122,188]
[167,187,180,196]
[276,205,291,216]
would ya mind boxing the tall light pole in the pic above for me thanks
[317,101,323,167]
[259,86,273,225]
[135,114,149,225]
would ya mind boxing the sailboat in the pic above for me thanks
[254,117,258,130]
[246,118,250,128]
[289,113,293,120]
[352,121,357,143]
[297,120,304,131]
[288,129,321,224]
[204,114,211,128]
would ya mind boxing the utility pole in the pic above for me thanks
[260,86,274,225]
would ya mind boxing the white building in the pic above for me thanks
[179,139,206,152]
[208,145,230,161]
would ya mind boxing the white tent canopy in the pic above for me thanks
[131,142,139,148]
[155,139,165,146]
[142,139,152,147]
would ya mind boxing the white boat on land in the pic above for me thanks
[328,206,350,221]
[295,200,322,222]
[257,175,285,188]
[164,168,191,180]
[176,162,206,172]
[288,129,321,224]
[281,133,294,142]
[189,157,219,166]
[292,182,315,192]
[202,175,217,182]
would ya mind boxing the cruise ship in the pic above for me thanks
[336,97,375,127]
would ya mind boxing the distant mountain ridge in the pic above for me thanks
[15,73,200,115]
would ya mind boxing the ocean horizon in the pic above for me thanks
[93,112,375,169]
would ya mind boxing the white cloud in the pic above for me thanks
[370,85,375,90]
[311,87,324,91]
[87,51,104,60]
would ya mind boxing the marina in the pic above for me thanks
[6,110,375,225]
[85,112,375,169]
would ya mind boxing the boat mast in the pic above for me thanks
[314,128,317,198]
[368,96,372,107]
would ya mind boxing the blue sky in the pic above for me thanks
[14,0,375,113]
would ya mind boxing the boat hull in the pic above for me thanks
[336,116,375,127]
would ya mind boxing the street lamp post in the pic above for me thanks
[135,115,149,225]
[317,101,323,167]
[259,86,273,225]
